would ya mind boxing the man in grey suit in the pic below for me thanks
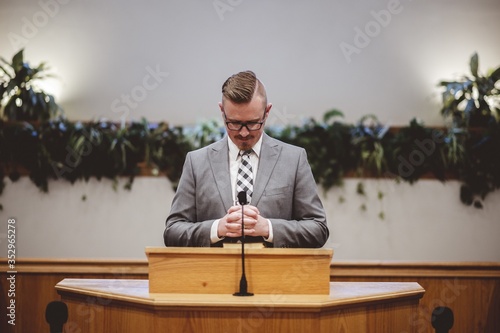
[164,71,329,248]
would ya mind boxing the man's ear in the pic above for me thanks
[265,103,273,117]
[218,102,223,112]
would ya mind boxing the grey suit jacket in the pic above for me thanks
[164,133,329,248]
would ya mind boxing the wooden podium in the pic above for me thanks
[146,247,333,295]
[55,247,425,333]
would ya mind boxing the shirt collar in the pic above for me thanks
[228,135,263,160]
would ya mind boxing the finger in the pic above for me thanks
[241,228,255,236]
[225,231,243,238]
[227,205,242,214]
[226,211,243,223]
[245,205,260,215]
[242,220,257,229]
[225,221,241,231]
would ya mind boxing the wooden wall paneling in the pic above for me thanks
[1,273,10,331]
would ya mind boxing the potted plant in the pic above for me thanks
[439,52,500,128]
[0,48,63,122]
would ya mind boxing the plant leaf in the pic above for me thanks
[489,66,500,83]
[11,49,24,72]
[323,109,344,124]
[470,52,479,78]
[0,63,13,78]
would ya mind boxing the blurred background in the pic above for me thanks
[1,0,499,260]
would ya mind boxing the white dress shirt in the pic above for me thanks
[210,135,274,244]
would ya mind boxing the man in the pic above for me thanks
[164,71,328,248]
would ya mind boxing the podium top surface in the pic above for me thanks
[55,279,424,311]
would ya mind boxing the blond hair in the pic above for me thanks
[221,70,267,106]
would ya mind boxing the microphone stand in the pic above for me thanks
[234,192,253,297]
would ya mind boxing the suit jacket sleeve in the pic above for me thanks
[163,150,218,247]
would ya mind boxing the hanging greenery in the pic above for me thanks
[1,51,499,210]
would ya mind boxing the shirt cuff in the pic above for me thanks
[263,219,273,243]
[210,219,224,244]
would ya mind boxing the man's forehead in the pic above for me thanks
[224,97,265,112]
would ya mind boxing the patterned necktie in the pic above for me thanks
[236,150,253,204]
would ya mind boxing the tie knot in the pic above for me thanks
[240,150,252,157]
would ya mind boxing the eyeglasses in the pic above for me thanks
[223,111,266,131]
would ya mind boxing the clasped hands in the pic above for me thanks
[218,204,269,239]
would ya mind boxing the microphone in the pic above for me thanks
[233,191,253,296]
[237,190,247,206]
[45,301,68,333]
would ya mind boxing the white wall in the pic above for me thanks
[1,0,499,126]
[1,0,499,261]
[1,177,499,261]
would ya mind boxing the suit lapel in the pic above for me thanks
[253,134,281,205]
[208,138,233,210]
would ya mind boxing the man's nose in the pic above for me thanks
[239,126,250,136]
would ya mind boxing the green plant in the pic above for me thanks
[270,109,355,192]
[0,49,63,122]
[350,114,391,177]
[439,53,500,207]
[146,122,194,189]
[1,51,499,211]
[349,115,393,219]
[439,52,500,128]
[1,111,499,210]
[388,119,448,183]
[458,120,500,208]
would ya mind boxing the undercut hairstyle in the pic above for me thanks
[221,70,267,106]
